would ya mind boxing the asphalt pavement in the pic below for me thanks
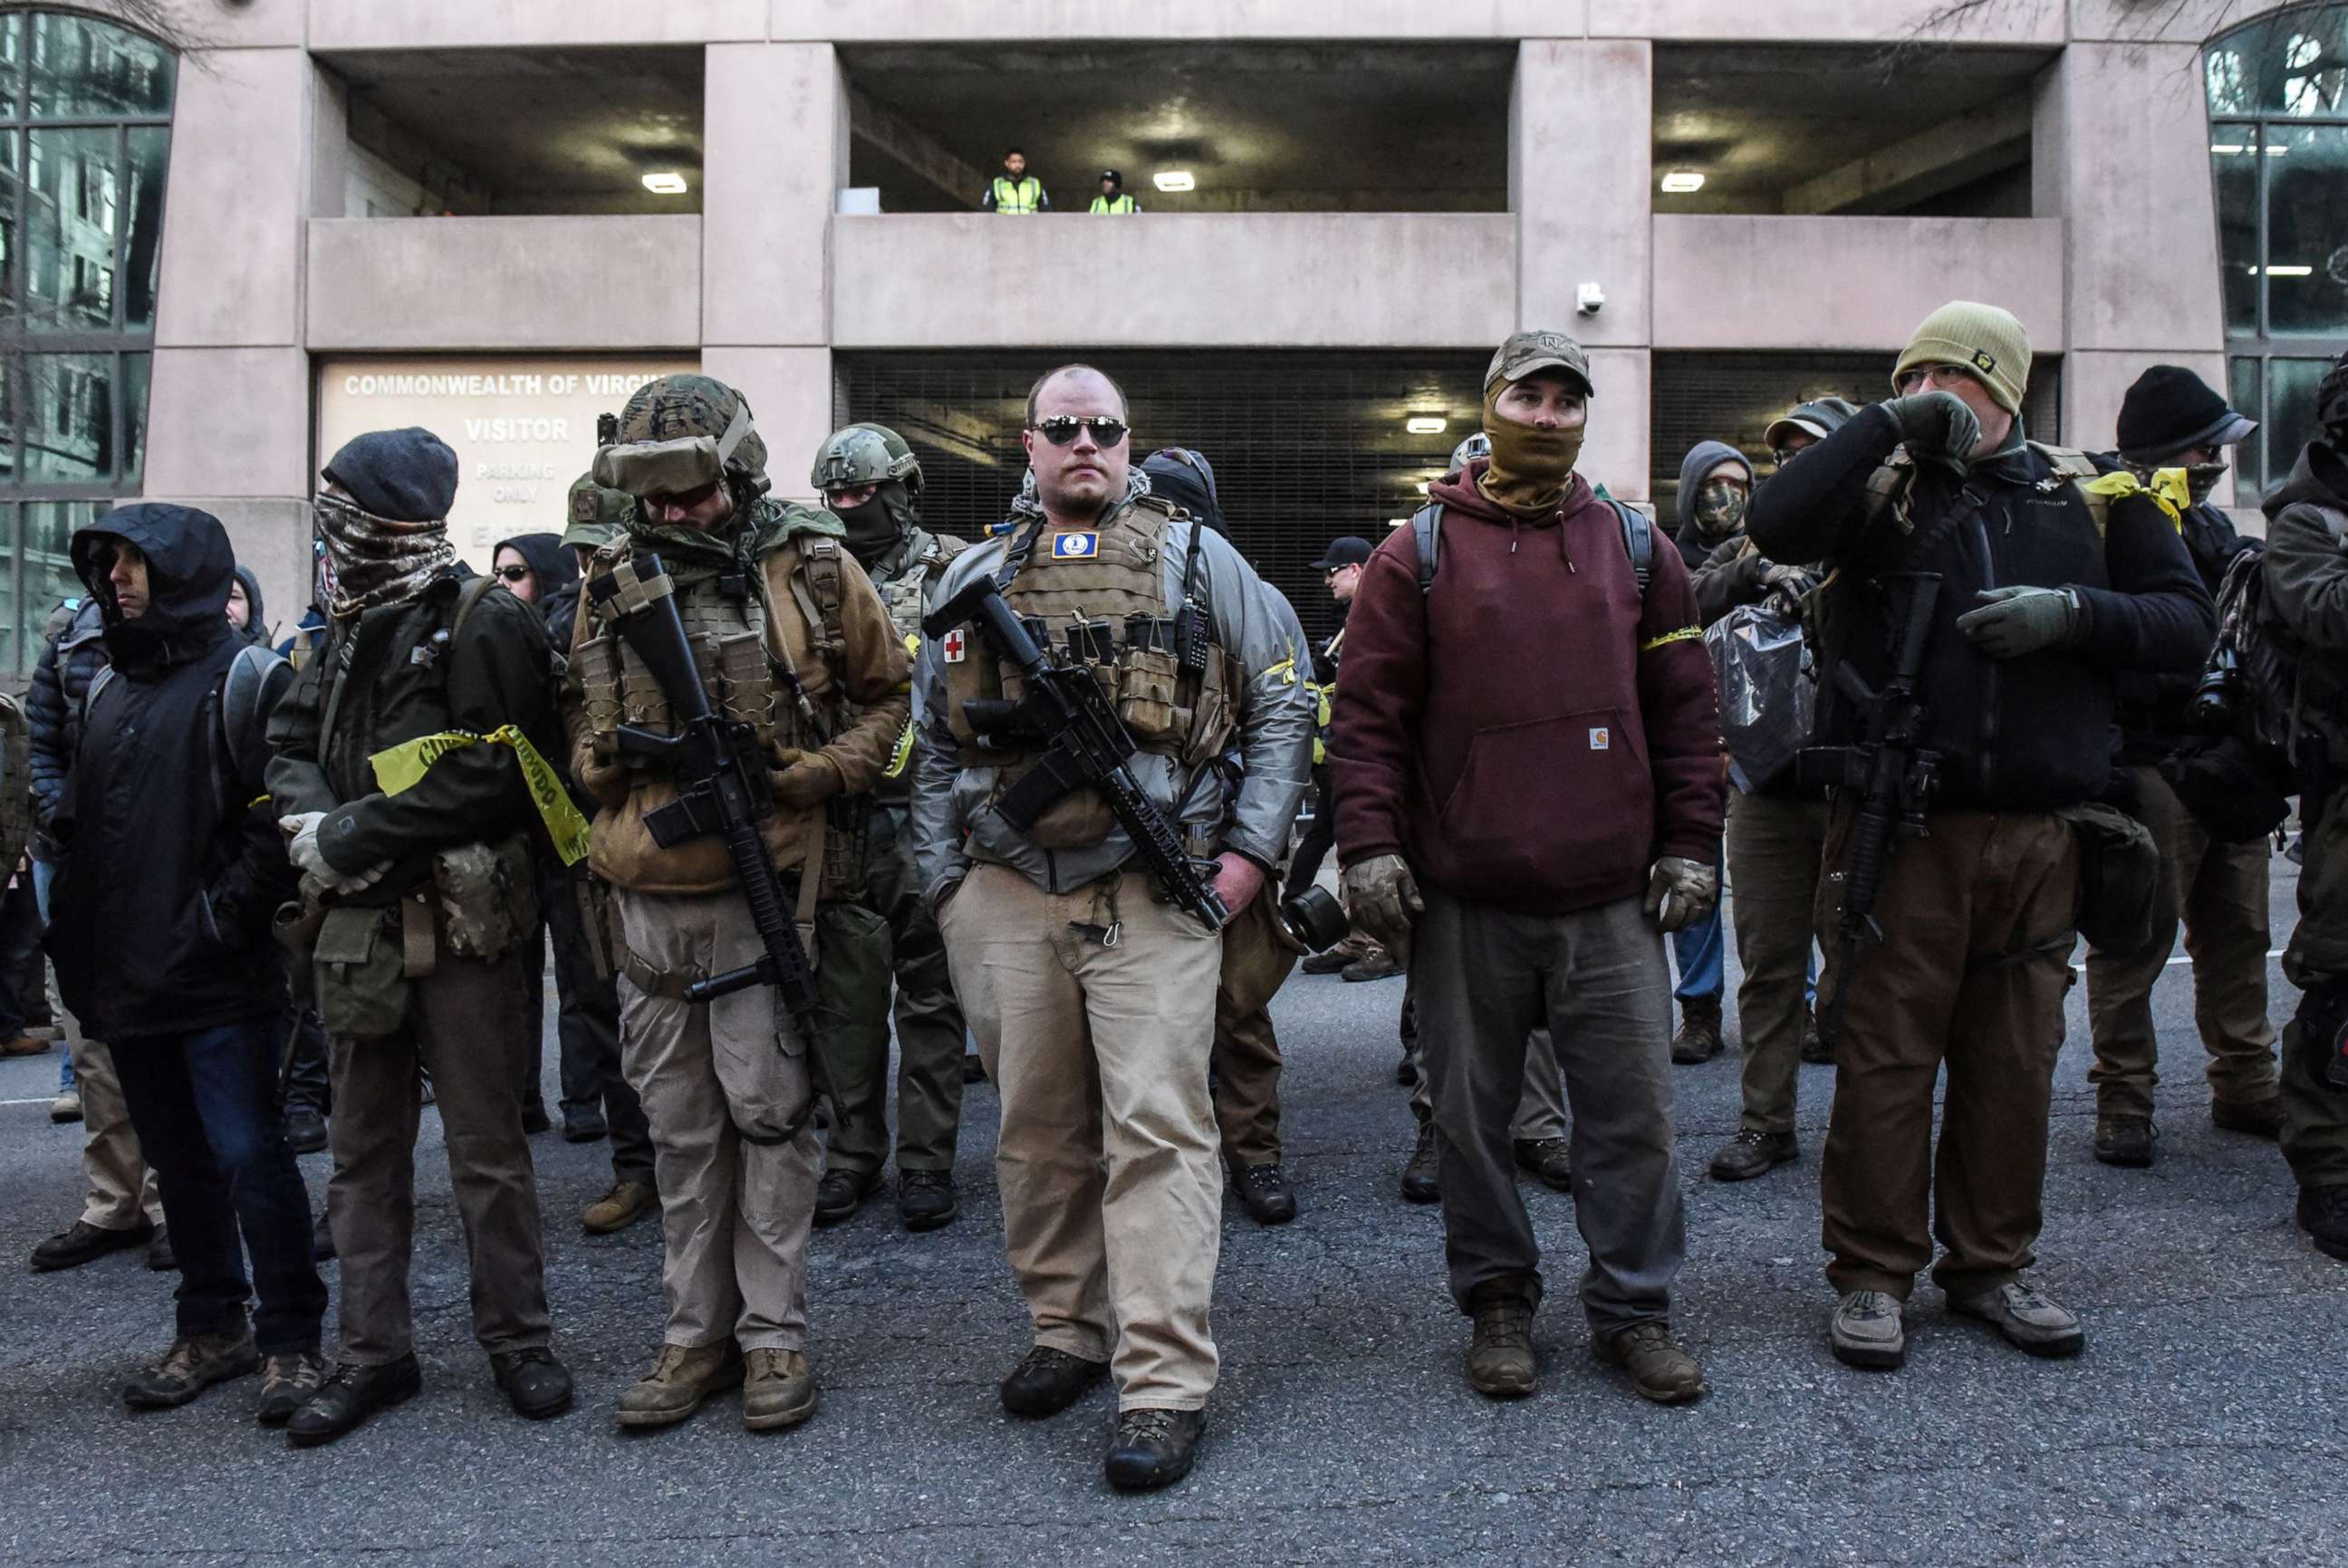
[0,857,2341,1567]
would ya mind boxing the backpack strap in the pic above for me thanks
[1416,497,1654,596]
[792,535,849,656]
[2027,443,2112,538]
[1411,503,1444,595]
[449,572,500,643]
[219,643,287,793]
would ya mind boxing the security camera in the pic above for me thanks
[1576,283,1605,316]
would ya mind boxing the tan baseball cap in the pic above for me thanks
[1487,330,1593,396]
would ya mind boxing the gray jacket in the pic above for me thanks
[909,509,1314,907]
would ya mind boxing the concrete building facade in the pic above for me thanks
[6,0,2334,649]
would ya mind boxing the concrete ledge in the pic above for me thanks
[1651,215,2067,351]
[309,0,767,50]
[1593,0,2064,42]
[306,216,703,351]
[780,1,1583,41]
[832,213,1517,349]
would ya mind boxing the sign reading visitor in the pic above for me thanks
[315,355,698,568]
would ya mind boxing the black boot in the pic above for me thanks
[1230,1161,1297,1226]
[2300,1185,2348,1263]
[490,1348,573,1419]
[813,1168,876,1228]
[1400,1120,1440,1205]
[1105,1408,1206,1491]
[286,1355,422,1448]
[29,1218,151,1272]
[899,1169,959,1232]
[998,1345,1108,1418]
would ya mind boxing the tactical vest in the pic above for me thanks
[873,529,967,787]
[990,175,1044,214]
[574,538,851,769]
[942,496,1238,848]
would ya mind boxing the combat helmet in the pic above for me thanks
[812,423,923,501]
[1450,431,1492,470]
[600,373,772,504]
[562,470,630,552]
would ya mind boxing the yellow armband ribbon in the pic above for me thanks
[367,726,592,867]
[1641,626,1703,652]
[2078,468,2190,531]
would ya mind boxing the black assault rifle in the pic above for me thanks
[1803,572,1943,1048]
[586,553,823,1038]
[923,574,1230,930]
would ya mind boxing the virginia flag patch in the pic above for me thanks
[1052,532,1100,559]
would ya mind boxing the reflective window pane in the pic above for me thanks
[2206,11,2348,117]
[27,14,173,119]
[2272,359,2334,476]
[2268,123,2348,336]
[121,125,164,328]
[18,500,98,672]
[2210,123,2258,336]
[21,352,114,482]
[24,127,124,332]
[0,14,23,120]
[119,351,147,487]
[2228,357,2264,495]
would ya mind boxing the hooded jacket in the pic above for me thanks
[1673,440,1753,570]
[1748,403,2214,811]
[2261,442,2348,769]
[24,595,108,852]
[1330,461,1723,916]
[45,505,296,1042]
[232,563,270,648]
[495,530,583,651]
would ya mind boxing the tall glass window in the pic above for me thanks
[0,9,173,670]
[2207,7,2348,496]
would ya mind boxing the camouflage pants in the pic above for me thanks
[2281,791,2348,1191]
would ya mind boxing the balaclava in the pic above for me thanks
[1477,380,1583,515]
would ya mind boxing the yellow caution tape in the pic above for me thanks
[368,726,592,867]
[884,720,917,780]
[2078,468,2189,531]
[1641,626,1703,652]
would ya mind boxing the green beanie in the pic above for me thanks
[1891,301,2031,416]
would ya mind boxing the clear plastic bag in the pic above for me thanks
[1705,600,1815,794]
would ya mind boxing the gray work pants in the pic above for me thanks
[1414,888,1684,1331]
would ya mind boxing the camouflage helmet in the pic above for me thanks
[1449,431,1492,469]
[562,470,630,552]
[811,422,922,500]
[613,373,771,499]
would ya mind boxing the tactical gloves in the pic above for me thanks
[774,754,840,812]
[1882,390,1982,469]
[283,811,392,899]
[1956,585,2083,660]
[1643,856,1718,934]
[1342,853,1423,967]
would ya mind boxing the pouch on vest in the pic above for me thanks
[2055,802,2160,953]
[274,899,326,1006]
[432,835,539,960]
[313,904,410,1040]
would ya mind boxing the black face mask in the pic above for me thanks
[831,483,919,565]
[2182,460,2228,506]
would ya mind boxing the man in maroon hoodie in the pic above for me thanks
[1330,331,1723,1405]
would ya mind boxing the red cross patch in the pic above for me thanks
[942,629,967,664]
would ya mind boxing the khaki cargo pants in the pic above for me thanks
[616,888,822,1354]
[940,861,1224,1412]
[1817,805,2078,1301]
[1726,791,1831,1135]
[2084,765,2277,1119]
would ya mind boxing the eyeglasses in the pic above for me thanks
[1895,364,1971,395]
[494,564,533,583]
[640,477,724,515]
[1030,415,1131,448]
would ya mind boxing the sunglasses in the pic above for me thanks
[494,564,533,583]
[1030,415,1130,447]
[640,477,724,514]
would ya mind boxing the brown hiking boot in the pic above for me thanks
[582,1177,658,1235]
[1798,1010,1833,1064]
[256,1350,327,1426]
[1512,1138,1573,1192]
[1594,1322,1708,1405]
[123,1327,261,1410]
[2211,1096,2285,1140]
[2093,1113,2155,1168]
[1670,998,1723,1064]
[1341,944,1404,982]
[1464,1284,1538,1399]
[742,1348,817,1431]
[614,1341,745,1429]
[1302,932,1366,976]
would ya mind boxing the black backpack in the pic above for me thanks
[2160,540,2300,842]
[1410,496,1655,596]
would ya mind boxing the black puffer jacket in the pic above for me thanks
[24,596,108,852]
[1749,404,2214,812]
[45,505,296,1042]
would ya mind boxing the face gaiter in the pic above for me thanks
[1691,479,1748,540]
[1476,384,1584,515]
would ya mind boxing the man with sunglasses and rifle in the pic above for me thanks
[565,375,909,1435]
[1748,303,2212,1373]
[909,364,1313,1491]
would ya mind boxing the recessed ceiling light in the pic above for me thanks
[1405,416,1448,435]
[1387,517,1410,528]
[2253,265,2314,276]
[642,171,689,196]
[1153,170,1195,193]
[1660,169,1705,194]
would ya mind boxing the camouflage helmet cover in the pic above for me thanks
[562,469,630,551]
[614,373,771,498]
[811,422,922,497]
